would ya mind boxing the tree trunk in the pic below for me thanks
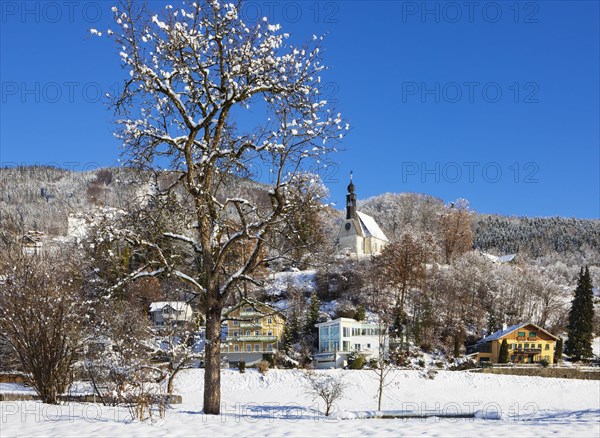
[203,303,222,415]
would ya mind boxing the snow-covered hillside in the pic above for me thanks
[1,369,598,437]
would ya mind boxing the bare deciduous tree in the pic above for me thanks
[0,252,89,404]
[100,1,346,414]
[304,371,347,417]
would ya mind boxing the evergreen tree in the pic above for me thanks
[565,266,595,361]
[305,293,321,334]
[283,305,301,351]
[355,304,366,321]
[498,339,509,363]
[555,338,563,362]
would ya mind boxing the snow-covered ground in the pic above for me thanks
[265,269,317,296]
[1,369,599,437]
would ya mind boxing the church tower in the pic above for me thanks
[336,173,389,257]
[346,173,357,220]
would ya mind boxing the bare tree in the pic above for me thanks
[441,199,473,263]
[0,252,90,404]
[372,233,433,312]
[99,1,346,414]
[304,371,347,416]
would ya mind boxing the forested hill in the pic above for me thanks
[472,215,600,258]
[358,192,600,262]
[1,167,598,263]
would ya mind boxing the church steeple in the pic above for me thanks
[346,172,357,220]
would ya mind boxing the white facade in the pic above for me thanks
[149,301,194,326]
[336,176,388,256]
[314,318,388,369]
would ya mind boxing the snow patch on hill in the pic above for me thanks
[265,269,317,296]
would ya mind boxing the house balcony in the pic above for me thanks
[511,348,541,354]
[225,335,277,342]
[239,311,263,317]
[239,322,262,329]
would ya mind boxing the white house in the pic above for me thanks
[313,317,388,369]
[149,301,194,326]
[336,175,388,256]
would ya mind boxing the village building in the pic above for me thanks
[221,299,285,366]
[313,317,388,369]
[468,323,558,364]
[149,301,194,326]
[336,175,388,256]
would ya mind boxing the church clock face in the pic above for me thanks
[345,222,351,231]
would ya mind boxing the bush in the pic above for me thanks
[257,360,270,374]
[262,353,275,368]
[539,358,550,368]
[368,358,378,369]
[347,353,365,370]
[237,360,246,374]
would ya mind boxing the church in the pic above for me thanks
[336,175,389,256]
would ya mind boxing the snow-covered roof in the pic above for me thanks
[478,323,558,343]
[149,301,190,313]
[356,211,388,242]
[481,252,516,263]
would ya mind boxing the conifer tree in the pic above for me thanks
[305,293,321,335]
[355,304,366,321]
[555,338,563,362]
[498,339,509,363]
[565,266,595,361]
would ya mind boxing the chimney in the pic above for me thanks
[502,322,507,331]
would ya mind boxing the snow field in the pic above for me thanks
[1,369,599,436]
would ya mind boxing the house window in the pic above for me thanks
[254,330,260,336]
[254,344,260,352]
[234,345,239,352]
[245,330,251,336]
[245,307,253,312]
[510,344,515,349]
[518,331,526,337]
[518,344,522,349]
[267,331,273,336]
[246,345,252,352]
[234,330,239,337]
[267,318,272,324]
[538,344,542,349]
[529,332,537,338]
[343,327,350,337]
[366,343,371,349]
[267,344,273,351]
[343,341,350,351]
[525,343,529,348]
[354,344,361,351]
[545,344,550,350]
[233,320,239,326]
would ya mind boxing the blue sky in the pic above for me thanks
[1,1,598,218]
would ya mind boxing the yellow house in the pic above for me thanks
[469,323,558,364]
[221,299,285,365]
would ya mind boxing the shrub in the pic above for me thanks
[347,353,365,370]
[539,358,550,368]
[237,360,246,374]
[368,358,378,369]
[257,360,270,374]
[262,353,275,367]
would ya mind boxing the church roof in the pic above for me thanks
[356,211,389,242]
